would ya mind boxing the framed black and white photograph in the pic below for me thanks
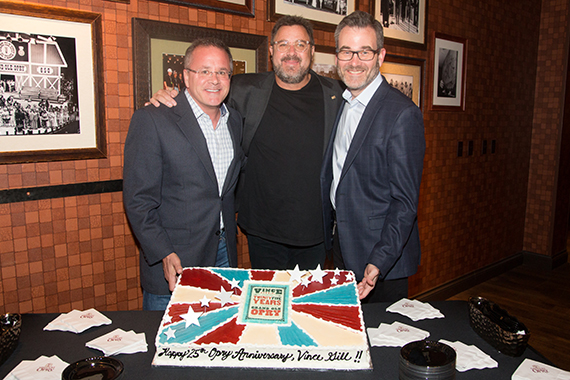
[152,0,254,17]
[429,32,467,111]
[0,1,106,164]
[132,18,268,110]
[269,0,358,32]
[372,0,427,49]
[381,54,424,109]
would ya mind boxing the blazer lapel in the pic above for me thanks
[319,72,343,156]
[172,93,218,187]
[241,73,274,154]
[220,111,241,196]
[339,79,390,183]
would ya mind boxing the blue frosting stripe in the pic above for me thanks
[210,268,251,288]
[159,306,239,344]
[292,283,358,305]
[278,322,317,347]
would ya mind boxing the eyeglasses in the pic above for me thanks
[336,49,380,61]
[185,68,231,79]
[273,40,312,53]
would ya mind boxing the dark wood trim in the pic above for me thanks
[414,253,524,301]
[523,250,569,270]
[414,250,569,301]
[0,180,122,204]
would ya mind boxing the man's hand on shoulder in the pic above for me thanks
[146,89,179,108]
[162,252,183,291]
[357,264,380,300]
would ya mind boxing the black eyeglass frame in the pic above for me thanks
[335,49,381,61]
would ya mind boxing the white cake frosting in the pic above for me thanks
[152,266,372,370]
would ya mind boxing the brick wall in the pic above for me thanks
[0,0,567,313]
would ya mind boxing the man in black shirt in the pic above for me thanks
[150,16,344,271]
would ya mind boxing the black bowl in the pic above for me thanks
[0,313,21,366]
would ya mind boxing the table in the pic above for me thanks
[0,301,552,379]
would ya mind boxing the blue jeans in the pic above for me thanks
[142,229,229,311]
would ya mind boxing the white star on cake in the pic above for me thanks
[300,276,311,288]
[216,287,235,307]
[162,314,172,324]
[164,327,176,340]
[180,306,202,328]
[199,295,210,308]
[309,264,327,284]
[333,268,342,277]
[345,272,355,282]
[229,278,240,289]
[288,264,305,283]
[330,277,339,285]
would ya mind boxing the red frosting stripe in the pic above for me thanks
[179,268,241,295]
[194,316,245,344]
[292,271,351,297]
[250,270,275,281]
[292,304,363,332]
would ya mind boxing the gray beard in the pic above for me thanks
[274,65,310,84]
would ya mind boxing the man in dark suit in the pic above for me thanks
[151,16,344,271]
[321,11,425,303]
[123,38,244,310]
[226,16,343,271]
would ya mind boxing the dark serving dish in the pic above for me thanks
[468,296,530,357]
[0,313,21,367]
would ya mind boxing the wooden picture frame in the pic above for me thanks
[132,18,268,110]
[381,54,424,109]
[151,0,254,17]
[0,1,106,164]
[312,45,339,80]
[429,32,467,111]
[269,0,358,32]
[371,0,428,49]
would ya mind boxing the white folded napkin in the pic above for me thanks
[386,298,445,321]
[86,328,147,356]
[439,339,498,372]
[44,308,112,333]
[367,321,430,347]
[512,358,570,380]
[3,355,68,380]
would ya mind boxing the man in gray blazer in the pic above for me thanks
[123,38,244,310]
[321,11,425,303]
[151,16,344,271]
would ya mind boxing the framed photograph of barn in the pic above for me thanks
[0,1,106,164]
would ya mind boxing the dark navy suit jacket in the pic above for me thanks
[123,92,244,295]
[321,76,425,282]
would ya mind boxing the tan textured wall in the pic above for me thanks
[0,0,567,313]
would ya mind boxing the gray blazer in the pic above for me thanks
[321,76,426,281]
[123,92,244,295]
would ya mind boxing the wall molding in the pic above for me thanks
[0,180,123,204]
[523,249,568,270]
[414,250,568,301]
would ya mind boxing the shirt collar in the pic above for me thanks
[342,73,384,106]
[184,89,228,119]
